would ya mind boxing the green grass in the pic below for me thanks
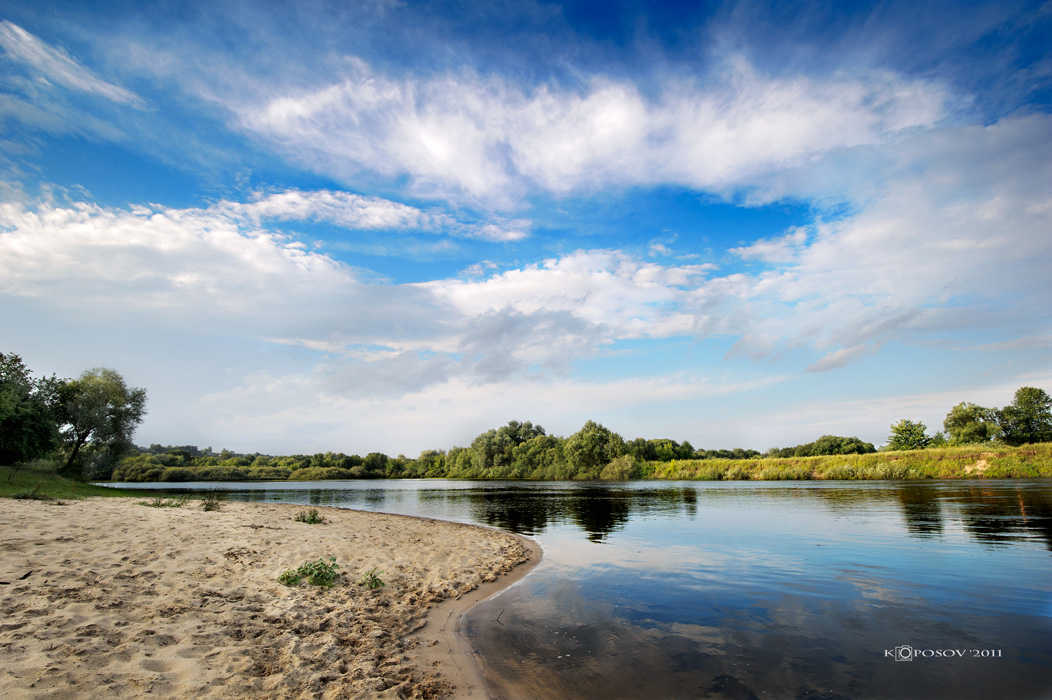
[1,461,157,500]
[646,443,1052,481]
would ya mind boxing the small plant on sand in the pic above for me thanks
[293,507,326,524]
[201,488,224,511]
[139,495,188,508]
[359,567,385,589]
[279,557,340,588]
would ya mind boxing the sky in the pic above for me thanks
[0,0,1050,456]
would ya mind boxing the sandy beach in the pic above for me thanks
[0,497,538,699]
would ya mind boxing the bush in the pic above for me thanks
[726,465,750,480]
[279,557,340,587]
[294,507,326,524]
[599,454,638,480]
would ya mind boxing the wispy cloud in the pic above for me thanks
[0,21,147,109]
[224,189,438,230]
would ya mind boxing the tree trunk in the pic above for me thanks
[59,433,89,479]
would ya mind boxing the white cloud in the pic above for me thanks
[0,195,448,348]
[731,227,808,264]
[0,21,147,109]
[228,189,436,230]
[232,56,947,207]
[468,218,532,242]
[421,249,716,339]
[719,114,1052,367]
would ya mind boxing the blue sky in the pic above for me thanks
[1,0,1049,455]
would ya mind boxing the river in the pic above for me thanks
[105,479,1052,699]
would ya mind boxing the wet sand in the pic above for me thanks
[0,497,538,699]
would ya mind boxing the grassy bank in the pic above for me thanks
[642,443,1052,481]
[0,461,153,500]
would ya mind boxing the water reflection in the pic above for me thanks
[463,481,1052,700]
[113,479,1052,552]
[896,486,945,538]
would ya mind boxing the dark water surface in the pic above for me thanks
[108,479,1052,699]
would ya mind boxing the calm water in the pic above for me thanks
[108,479,1052,699]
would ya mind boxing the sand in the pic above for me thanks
[0,497,538,699]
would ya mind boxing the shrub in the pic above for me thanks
[294,507,326,524]
[279,557,340,587]
[726,465,750,480]
[201,488,224,511]
[599,454,638,480]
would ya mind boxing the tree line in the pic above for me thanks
[111,419,878,483]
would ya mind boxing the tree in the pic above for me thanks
[564,420,626,477]
[886,419,931,451]
[0,352,61,465]
[57,368,147,479]
[470,420,546,473]
[997,387,1052,446]
[943,402,1001,445]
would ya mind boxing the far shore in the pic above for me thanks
[0,498,538,699]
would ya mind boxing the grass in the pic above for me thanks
[0,461,156,500]
[279,557,340,587]
[11,483,56,501]
[293,507,327,524]
[645,443,1052,481]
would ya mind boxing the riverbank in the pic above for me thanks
[646,443,1052,480]
[0,498,537,699]
[99,442,1052,483]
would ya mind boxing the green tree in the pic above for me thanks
[997,387,1052,446]
[471,420,546,473]
[0,352,62,465]
[58,368,147,479]
[886,419,931,451]
[564,420,626,478]
[943,402,1001,445]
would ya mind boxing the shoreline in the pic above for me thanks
[0,497,538,699]
[411,533,542,700]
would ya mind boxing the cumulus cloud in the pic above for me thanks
[459,307,608,380]
[232,56,947,207]
[421,249,716,338]
[0,195,445,345]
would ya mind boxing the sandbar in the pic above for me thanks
[0,497,538,699]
